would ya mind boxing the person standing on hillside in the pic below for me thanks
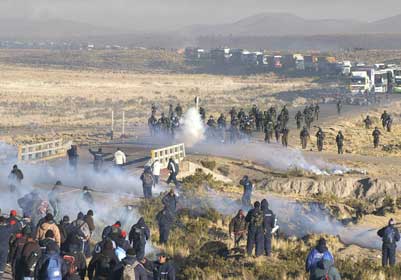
[300,126,310,149]
[378,218,400,267]
[336,131,344,155]
[240,176,253,208]
[372,127,381,148]
[316,127,325,152]
[245,201,264,257]
[229,210,247,248]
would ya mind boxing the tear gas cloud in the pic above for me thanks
[176,107,349,175]
[204,189,383,250]
[176,107,205,148]
[0,142,162,254]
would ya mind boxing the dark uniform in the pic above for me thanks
[89,148,104,172]
[316,128,325,152]
[240,176,253,207]
[336,131,344,154]
[140,168,155,199]
[336,100,342,115]
[314,104,320,120]
[156,209,174,244]
[245,202,264,257]
[377,219,400,267]
[67,145,79,169]
[364,116,372,129]
[148,114,158,136]
[300,127,310,149]
[274,123,281,143]
[8,165,24,192]
[162,190,178,215]
[295,111,303,130]
[264,122,273,143]
[281,127,289,148]
[381,111,389,129]
[0,217,15,279]
[229,210,247,247]
[372,127,381,148]
[385,116,393,132]
[261,199,275,256]
[175,104,183,118]
[153,256,176,280]
[129,218,150,260]
[199,107,206,122]
[167,159,179,187]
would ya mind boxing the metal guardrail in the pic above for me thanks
[150,143,186,168]
[18,139,70,161]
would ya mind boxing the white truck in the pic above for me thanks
[350,68,374,94]
[374,69,389,94]
[393,68,401,93]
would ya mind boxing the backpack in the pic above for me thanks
[63,255,77,275]
[142,173,154,186]
[97,254,112,277]
[25,250,40,273]
[250,209,264,228]
[123,261,141,280]
[383,226,396,244]
[45,253,62,280]
[174,162,180,174]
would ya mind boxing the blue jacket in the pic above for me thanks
[305,248,334,272]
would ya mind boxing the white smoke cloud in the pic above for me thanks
[176,107,205,148]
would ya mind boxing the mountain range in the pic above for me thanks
[1,12,401,41]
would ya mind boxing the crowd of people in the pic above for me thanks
[146,101,396,153]
[0,186,178,280]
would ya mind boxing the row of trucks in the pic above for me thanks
[349,64,401,94]
[184,47,337,72]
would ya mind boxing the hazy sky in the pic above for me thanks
[1,0,401,31]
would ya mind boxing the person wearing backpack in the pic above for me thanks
[119,248,148,280]
[140,167,155,199]
[129,218,150,260]
[377,218,401,267]
[310,259,341,280]
[88,240,119,280]
[63,244,87,280]
[70,212,91,253]
[34,242,66,280]
[305,238,334,275]
[39,230,60,254]
[245,201,264,257]
[0,216,16,279]
[20,234,41,280]
[36,213,61,247]
[166,158,179,187]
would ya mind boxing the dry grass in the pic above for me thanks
[0,63,318,144]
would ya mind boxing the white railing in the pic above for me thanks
[18,139,70,161]
[150,143,186,168]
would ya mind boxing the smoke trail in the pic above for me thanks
[176,107,205,147]
[190,142,349,175]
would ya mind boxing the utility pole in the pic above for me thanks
[111,110,114,140]
[122,110,125,137]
